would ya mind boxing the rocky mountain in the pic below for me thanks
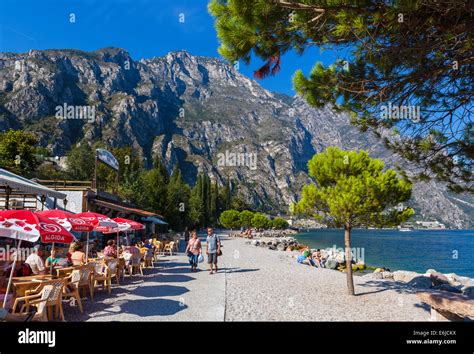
[0,47,472,228]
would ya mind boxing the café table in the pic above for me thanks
[11,275,53,298]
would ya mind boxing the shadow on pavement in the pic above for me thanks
[133,284,189,298]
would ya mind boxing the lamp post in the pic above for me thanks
[40,195,46,211]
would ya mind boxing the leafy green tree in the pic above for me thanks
[35,164,68,180]
[271,217,289,229]
[138,163,169,214]
[251,212,270,229]
[166,166,191,231]
[230,194,250,212]
[201,174,211,227]
[239,210,254,228]
[210,180,219,226]
[189,175,204,228]
[219,209,241,229]
[0,129,41,177]
[220,177,232,210]
[209,0,473,192]
[295,147,413,295]
[65,143,95,181]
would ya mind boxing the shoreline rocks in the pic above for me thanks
[362,269,474,297]
[247,236,301,251]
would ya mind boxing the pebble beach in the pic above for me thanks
[64,234,466,322]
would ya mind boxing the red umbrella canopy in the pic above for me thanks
[75,212,118,232]
[0,210,41,242]
[112,218,145,230]
[35,213,77,244]
[0,210,76,243]
[36,210,94,232]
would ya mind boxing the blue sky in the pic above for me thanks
[0,0,345,95]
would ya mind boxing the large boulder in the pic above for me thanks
[370,272,384,280]
[430,272,451,286]
[268,245,277,250]
[335,252,345,264]
[462,286,474,299]
[325,259,338,270]
[393,270,421,283]
[457,276,474,287]
[276,243,286,252]
[432,284,462,293]
[382,271,394,279]
[406,276,432,289]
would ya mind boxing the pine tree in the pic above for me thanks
[210,180,219,226]
[209,0,473,193]
[295,147,413,295]
[165,165,191,231]
[221,177,232,211]
[189,174,204,228]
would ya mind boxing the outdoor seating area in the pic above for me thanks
[0,208,177,322]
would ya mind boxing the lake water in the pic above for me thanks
[294,229,474,278]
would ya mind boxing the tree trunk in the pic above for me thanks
[344,223,355,295]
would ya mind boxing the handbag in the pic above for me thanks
[217,237,222,256]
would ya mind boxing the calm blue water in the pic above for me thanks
[295,229,474,278]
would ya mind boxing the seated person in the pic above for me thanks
[45,247,62,270]
[69,242,86,266]
[103,240,117,258]
[124,243,142,268]
[25,245,45,275]
[312,249,326,268]
[297,248,316,267]
[143,239,153,250]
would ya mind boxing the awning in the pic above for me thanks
[141,216,168,225]
[91,199,166,221]
[0,168,67,199]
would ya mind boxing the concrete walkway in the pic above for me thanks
[67,238,227,321]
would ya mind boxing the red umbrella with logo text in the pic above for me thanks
[0,210,75,308]
[75,212,118,261]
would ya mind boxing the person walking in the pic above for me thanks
[206,227,221,274]
[185,230,202,272]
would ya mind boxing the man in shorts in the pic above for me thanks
[206,227,221,274]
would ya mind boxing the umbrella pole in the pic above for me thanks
[86,232,90,263]
[116,231,119,255]
[3,238,21,309]
[50,242,54,275]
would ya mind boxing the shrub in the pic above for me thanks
[271,217,289,229]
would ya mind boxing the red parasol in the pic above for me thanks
[75,212,118,261]
[0,210,76,308]
[36,209,94,233]
[111,218,145,231]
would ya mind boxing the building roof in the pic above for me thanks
[91,198,166,221]
[0,168,67,199]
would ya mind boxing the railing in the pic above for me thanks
[35,179,93,191]
[0,193,37,210]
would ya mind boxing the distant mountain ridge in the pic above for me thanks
[0,47,472,228]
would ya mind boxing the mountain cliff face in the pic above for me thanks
[0,48,472,228]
